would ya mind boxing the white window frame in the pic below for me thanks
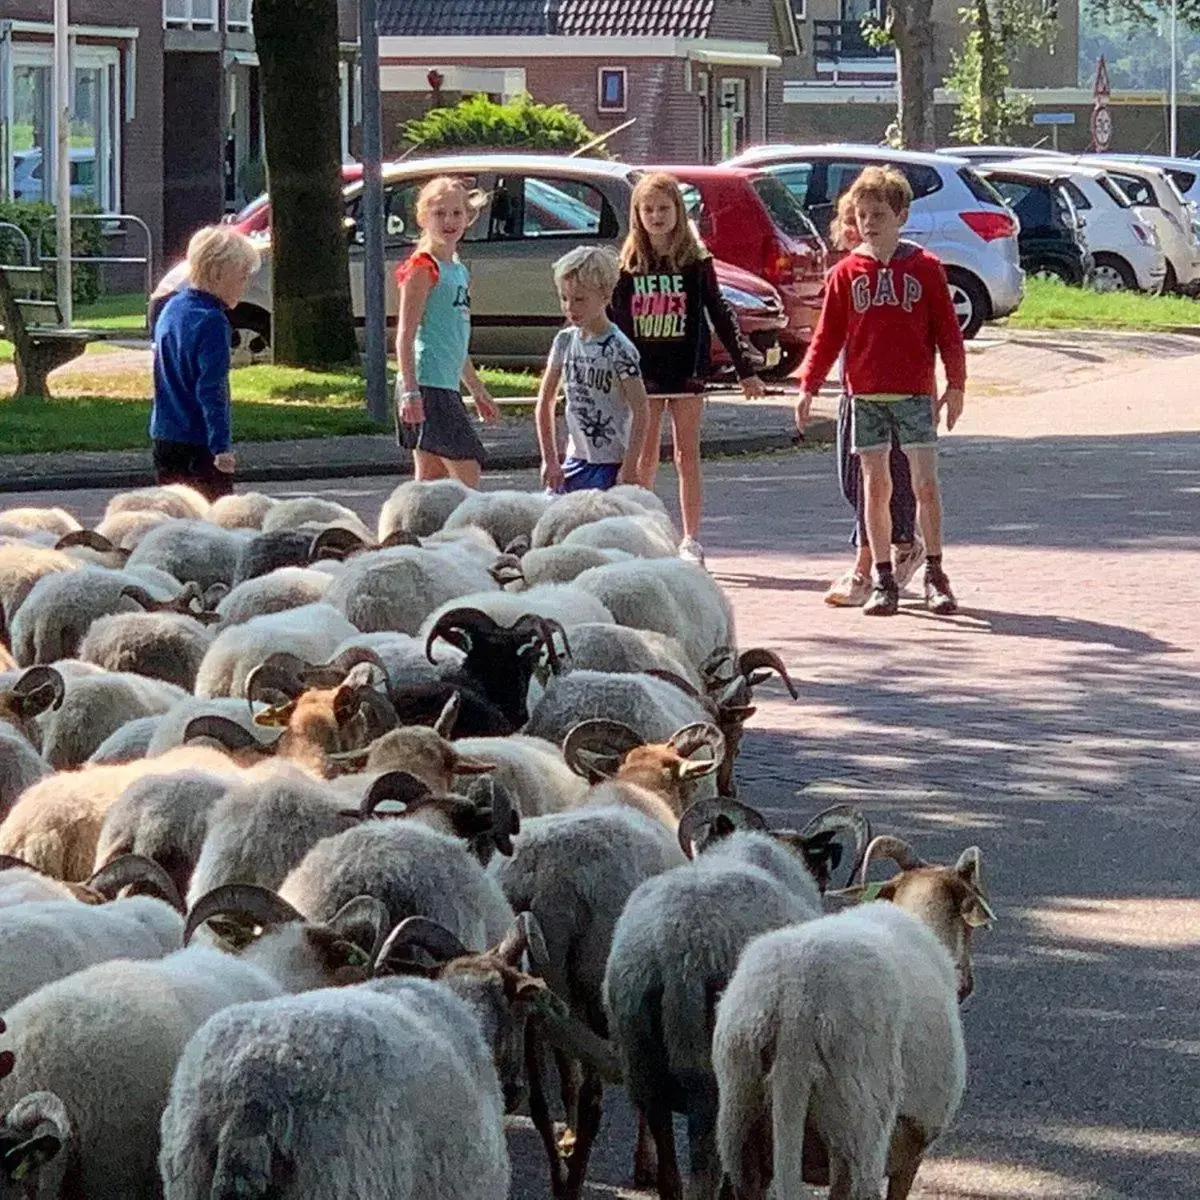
[7,42,122,214]
[597,66,627,114]
[225,0,253,33]
[794,0,807,20]
[163,0,217,31]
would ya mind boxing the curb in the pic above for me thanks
[0,418,836,495]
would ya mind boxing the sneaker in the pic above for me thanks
[678,537,706,567]
[924,565,958,615]
[892,535,926,591]
[863,579,900,616]
[825,569,871,608]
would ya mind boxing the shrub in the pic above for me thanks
[401,93,608,157]
[0,200,105,306]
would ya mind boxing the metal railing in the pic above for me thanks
[812,19,892,61]
[0,222,32,267]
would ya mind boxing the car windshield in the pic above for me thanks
[959,167,1007,208]
[751,175,820,241]
[232,193,269,224]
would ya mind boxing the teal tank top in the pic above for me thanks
[411,253,471,391]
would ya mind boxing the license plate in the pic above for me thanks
[764,344,782,368]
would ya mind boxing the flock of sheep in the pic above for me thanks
[0,477,995,1200]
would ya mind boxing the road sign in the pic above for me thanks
[1032,112,1076,125]
[1091,103,1113,151]
[1094,56,1111,99]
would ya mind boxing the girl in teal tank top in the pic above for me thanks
[395,176,499,485]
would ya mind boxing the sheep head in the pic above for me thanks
[0,1090,73,1193]
[85,853,186,912]
[0,667,64,743]
[55,528,131,567]
[119,582,224,626]
[308,526,421,562]
[832,837,996,1002]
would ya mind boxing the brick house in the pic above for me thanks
[376,0,803,163]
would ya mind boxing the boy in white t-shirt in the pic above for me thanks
[536,245,650,493]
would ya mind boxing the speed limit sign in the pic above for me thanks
[1091,103,1112,151]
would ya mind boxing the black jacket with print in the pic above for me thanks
[610,255,758,392]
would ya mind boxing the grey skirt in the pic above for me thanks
[397,385,486,465]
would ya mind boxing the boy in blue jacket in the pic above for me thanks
[151,226,260,499]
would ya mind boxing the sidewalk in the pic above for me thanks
[0,388,837,494]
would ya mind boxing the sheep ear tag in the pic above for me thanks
[3,1130,65,1182]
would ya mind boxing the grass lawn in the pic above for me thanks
[1004,276,1200,330]
[0,361,538,456]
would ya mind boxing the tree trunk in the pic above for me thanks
[891,0,938,150]
[252,0,357,367]
[976,0,1003,142]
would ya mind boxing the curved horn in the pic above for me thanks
[516,910,550,976]
[244,652,312,708]
[85,854,185,912]
[699,645,737,682]
[329,646,389,678]
[55,529,118,553]
[859,835,926,885]
[503,534,531,557]
[511,614,572,674]
[468,776,520,857]
[11,666,65,715]
[0,854,38,873]
[118,584,165,612]
[424,607,499,663]
[799,804,872,885]
[561,718,645,783]
[203,582,230,608]
[737,648,799,700]
[183,884,305,946]
[373,915,469,974]
[644,668,705,701]
[676,797,768,858]
[0,1090,72,1174]
[433,691,461,739]
[360,770,434,816]
[379,529,421,549]
[309,526,370,561]
[326,894,391,963]
[489,555,525,588]
[669,721,726,763]
[183,715,269,753]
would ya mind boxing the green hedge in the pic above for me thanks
[0,200,105,306]
[401,93,608,157]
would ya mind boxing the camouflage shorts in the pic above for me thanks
[850,395,936,454]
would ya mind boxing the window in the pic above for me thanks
[991,179,1049,227]
[1109,172,1156,207]
[958,167,1004,207]
[751,175,821,241]
[491,176,616,240]
[226,0,253,31]
[765,163,814,208]
[1167,168,1196,196]
[164,0,216,29]
[348,175,486,248]
[1097,175,1132,208]
[1062,180,1090,211]
[597,68,627,114]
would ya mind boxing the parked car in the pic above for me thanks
[941,145,1063,165]
[1094,153,1200,210]
[154,154,788,372]
[12,148,98,204]
[977,167,1093,285]
[1005,158,1167,293]
[651,164,826,378]
[724,143,1024,338]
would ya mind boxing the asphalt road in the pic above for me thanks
[6,430,1200,1199]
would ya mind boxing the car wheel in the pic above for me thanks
[1091,254,1136,293]
[761,344,803,382]
[229,305,272,366]
[945,269,987,340]
[1164,261,1180,294]
[1032,261,1072,284]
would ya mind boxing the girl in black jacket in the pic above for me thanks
[611,172,764,566]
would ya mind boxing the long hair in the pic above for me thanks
[830,191,862,251]
[620,172,708,274]
[413,175,487,255]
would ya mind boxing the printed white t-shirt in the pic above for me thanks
[549,323,642,464]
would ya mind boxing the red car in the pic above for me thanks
[656,164,827,378]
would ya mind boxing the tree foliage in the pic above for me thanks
[862,2,938,149]
[1087,0,1200,29]
[402,94,607,156]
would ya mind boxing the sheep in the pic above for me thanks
[125,519,247,592]
[713,838,995,1200]
[323,544,498,635]
[103,483,210,522]
[36,670,189,769]
[278,820,516,951]
[94,508,174,548]
[441,489,553,552]
[0,508,81,539]
[0,860,78,907]
[561,513,678,558]
[450,734,588,817]
[207,491,276,530]
[0,726,50,822]
[89,715,165,764]
[193,603,359,699]
[144,696,265,756]
[0,665,64,753]
[230,530,316,585]
[0,542,78,645]
[260,496,374,542]
[94,768,241,900]
[215,566,333,626]
[564,623,704,691]
[603,823,829,1198]
[490,545,633,590]
[530,488,666,549]
[0,744,235,881]
[0,885,385,1199]
[377,477,474,540]
[571,557,735,670]
[78,610,215,689]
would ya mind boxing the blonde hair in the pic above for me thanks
[415,175,487,253]
[187,226,260,294]
[830,191,862,251]
[552,245,621,295]
[620,172,708,274]
[846,165,913,217]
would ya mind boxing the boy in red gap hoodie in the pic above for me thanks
[796,166,966,617]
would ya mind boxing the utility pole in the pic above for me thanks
[358,0,388,423]
[1170,0,1179,157]
[53,0,72,325]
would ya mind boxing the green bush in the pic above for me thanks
[401,93,608,157]
[0,200,105,306]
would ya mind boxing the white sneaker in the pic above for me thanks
[892,535,926,592]
[824,569,871,607]
[678,537,706,567]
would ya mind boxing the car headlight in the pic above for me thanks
[720,285,769,312]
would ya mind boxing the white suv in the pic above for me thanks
[724,144,1025,338]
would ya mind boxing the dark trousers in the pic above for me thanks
[836,395,916,549]
[153,439,233,502]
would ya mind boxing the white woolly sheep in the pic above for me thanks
[0,725,50,822]
[564,624,704,691]
[142,697,262,756]
[125,520,248,592]
[89,715,168,764]
[441,489,553,552]
[79,611,215,690]
[491,544,632,590]
[450,734,587,817]
[207,491,276,530]
[377,477,474,541]
[94,508,175,548]
[214,567,333,627]
[0,542,78,638]
[260,496,374,542]
[561,513,678,558]
[530,489,665,549]
[103,484,209,522]
[0,508,81,539]
[0,887,384,1199]
[0,863,77,908]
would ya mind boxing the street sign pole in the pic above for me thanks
[1170,0,1179,156]
[359,0,388,424]
[53,0,72,326]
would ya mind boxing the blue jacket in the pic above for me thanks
[150,287,232,454]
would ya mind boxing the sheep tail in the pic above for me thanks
[209,1104,289,1200]
[769,1045,818,1199]
[714,1017,772,1197]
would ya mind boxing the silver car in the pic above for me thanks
[725,143,1025,338]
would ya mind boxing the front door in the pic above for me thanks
[719,78,747,161]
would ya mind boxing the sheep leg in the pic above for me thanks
[685,1075,722,1200]
[885,1118,927,1200]
[645,1104,682,1200]
[555,1048,581,1156]
[563,1069,603,1200]
[525,1027,567,1199]
[633,1112,659,1187]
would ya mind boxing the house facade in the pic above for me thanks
[376,0,802,164]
